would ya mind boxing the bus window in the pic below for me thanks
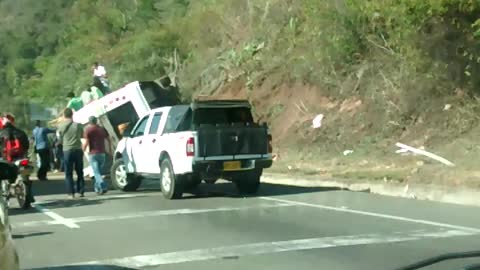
[106,102,139,137]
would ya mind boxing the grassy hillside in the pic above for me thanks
[1,0,480,185]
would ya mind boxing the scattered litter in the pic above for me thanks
[343,150,354,156]
[312,114,324,129]
[272,154,278,161]
[416,161,425,166]
[287,166,293,170]
[395,142,455,167]
[443,104,452,111]
[359,160,369,166]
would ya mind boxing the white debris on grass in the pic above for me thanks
[395,142,455,167]
[343,150,354,156]
[312,114,324,129]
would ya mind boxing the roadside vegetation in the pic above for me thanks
[1,0,480,187]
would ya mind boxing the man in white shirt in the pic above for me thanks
[92,62,107,78]
[92,62,110,94]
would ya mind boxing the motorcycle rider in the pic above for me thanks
[0,115,35,207]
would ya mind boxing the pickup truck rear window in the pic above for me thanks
[193,107,253,125]
[164,105,190,133]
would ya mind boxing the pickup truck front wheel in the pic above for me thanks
[233,169,262,194]
[111,159,142,192]
[160,159,184,200]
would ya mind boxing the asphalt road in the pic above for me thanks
[8,176,480,270]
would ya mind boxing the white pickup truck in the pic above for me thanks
[111,100,273,199]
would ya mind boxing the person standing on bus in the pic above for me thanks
[92,62,107,78]
[83,116,110,195]
[92,62,110,95]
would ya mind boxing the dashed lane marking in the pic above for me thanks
[67,228,475,268]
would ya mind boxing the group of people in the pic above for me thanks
[66,62,110,112]
[0,61,114,200]
[54,108,112,198]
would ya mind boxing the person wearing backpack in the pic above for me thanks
[0,115,29,162]
[0,114,35,205]
[57,108,85,198]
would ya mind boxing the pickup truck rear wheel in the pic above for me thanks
[160,159,184,199]
[111,159,142,192]
[234,169,262,194]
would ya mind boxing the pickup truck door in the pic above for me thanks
[141,110,167,174]
[125,114,150,173]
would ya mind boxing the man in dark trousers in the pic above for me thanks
[83,116,111,195]
[32,120,55,181]
[57,108,85,198]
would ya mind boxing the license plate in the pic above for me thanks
[223,161,241,171]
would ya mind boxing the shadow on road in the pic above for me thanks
[32,178,114,196]
[28,265,137,270]
[185,182,344,199]
[13,231,53,239]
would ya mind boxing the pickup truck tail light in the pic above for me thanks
[186,137,195,157]
[267,134,273,154]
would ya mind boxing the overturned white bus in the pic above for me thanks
[72,80,181,177]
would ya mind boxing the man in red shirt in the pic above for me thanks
[83,116,111,194]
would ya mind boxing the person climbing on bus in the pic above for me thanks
[66,92,84,112]
[90,85,104,100]
[80,87,93,106]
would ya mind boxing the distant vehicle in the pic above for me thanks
[72,80,180,177]
[0,188,20,270]
[112,100,273,199]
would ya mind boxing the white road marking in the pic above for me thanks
[260,197,480,233]
[33,205,80,229]
[71,228,474,268]
[14,203,293,228]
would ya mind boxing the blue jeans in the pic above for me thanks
[89,153,107,192]
[64,149,85,195]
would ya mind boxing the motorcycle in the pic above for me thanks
[0,158,34,209]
